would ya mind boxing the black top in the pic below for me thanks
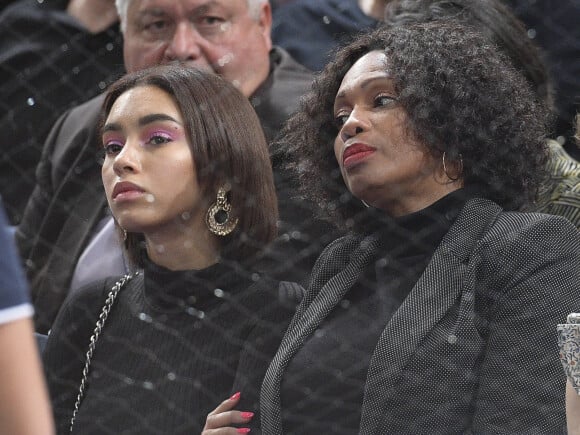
[280,190,469,434]
[43,258,294,434]
[261,197,578,434]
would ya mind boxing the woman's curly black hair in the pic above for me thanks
[281,20,550,228]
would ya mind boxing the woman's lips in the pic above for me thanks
[112,181,145,202]
[343,143,375,169]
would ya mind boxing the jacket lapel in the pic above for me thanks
[360,198,502,433]
[261,235,381,435]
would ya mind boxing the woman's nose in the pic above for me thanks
[112,142,140,175]
[340,111,366,142]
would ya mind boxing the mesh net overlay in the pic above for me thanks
[0,0,579,434]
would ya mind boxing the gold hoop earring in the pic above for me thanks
[206,187,238,236]
[442,152,463,181]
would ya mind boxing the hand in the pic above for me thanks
[202,392,255,434]
[557,316,580,393]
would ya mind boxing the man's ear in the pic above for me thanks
[257,1,273,51]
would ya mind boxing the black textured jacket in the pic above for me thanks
[261,199,579,434]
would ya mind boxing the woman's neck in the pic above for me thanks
[144,222,220,271]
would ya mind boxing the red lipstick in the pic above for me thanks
[342,143,375,169]
[112,181,145,201]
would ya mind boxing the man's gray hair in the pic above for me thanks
[115,0,269,33]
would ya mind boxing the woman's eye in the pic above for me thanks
[375,95,396,107]
[148,134,172,145]
[334,113,349,128]
[103,142,123,155]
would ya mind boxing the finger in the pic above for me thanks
[208,392,242,416]
[202,427,252,435]
[205,410,255,430]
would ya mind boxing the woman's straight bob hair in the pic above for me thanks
[100,65,279,265]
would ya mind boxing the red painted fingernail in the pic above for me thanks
[241,412,254,420]
[237,429,251,434]
[230,391,241,401]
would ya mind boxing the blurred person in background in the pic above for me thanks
[272,0,386,71]
[504,0,580,160]
[0,198,54,435]
[558,311,580,435]
[0,0,123,224]
[568,382,580,435]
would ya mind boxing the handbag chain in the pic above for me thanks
[69,272,138,433]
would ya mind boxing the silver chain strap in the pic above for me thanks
[69,272,137,433]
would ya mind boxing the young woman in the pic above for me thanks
[42,65,294,434]
[207,21,579,434]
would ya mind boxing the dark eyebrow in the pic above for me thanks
[102,122,122,134]
[102,114,182,134]
[138,113,182,126]
[334,75,392,102]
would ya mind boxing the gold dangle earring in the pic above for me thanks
[206,187,238,236]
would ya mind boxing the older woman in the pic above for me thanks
[207,20,579,434]
[42,65,293,434]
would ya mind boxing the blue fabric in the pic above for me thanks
[0,197,31,315]
[272,0,378,71]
